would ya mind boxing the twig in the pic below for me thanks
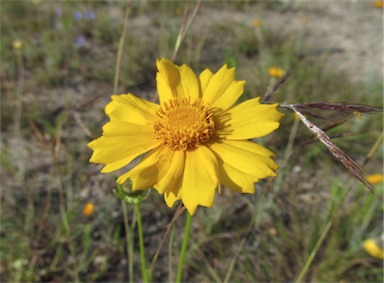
[290,102,382,114]
[171,0,202,62]
[72,112,93,139]
[149,204,186,272]
[288,105,382,199]
[261,70,292,103]
[114,0,132,94]
[363,132,384,166]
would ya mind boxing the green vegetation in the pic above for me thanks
[1,1,382,282]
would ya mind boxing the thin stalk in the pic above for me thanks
[122,201,134,283]
[273,117,300,192]
[295,189,349,283]
[168,227,176,283]
[134,203,149,282]
[60,207,80,283]
[363,132,383,166]
[113,1,131,94]
[176,212,193,283]
[223,234,247,283]
[150,204,185,271]
[114,3,134,281]
[171,0,202,61]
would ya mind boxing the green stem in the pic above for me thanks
[177,212,193,283]
[122,201,134,283]
[134,203,149,282]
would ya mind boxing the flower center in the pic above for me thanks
[154,97,215,151]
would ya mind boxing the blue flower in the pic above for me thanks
[73,10,83,20]
[54,7,62,16]
[85,10,95,20]
[55,20,62,29]
[74,35,86,47]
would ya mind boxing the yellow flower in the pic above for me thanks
[366,174,384,185]
[12,40,23,50]
[250,19,262,27]
[88,58,283,215]
[373,0,384,8]
[83,202,95,216]
[363,238,384,259]
[267,67,285,78]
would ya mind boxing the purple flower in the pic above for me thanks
[85,10,95,20]
[54,7,62,16]
[74,35,86,47]
[73,10,83,20]
[55,20,62,29]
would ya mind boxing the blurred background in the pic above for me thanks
[1,1,383,282]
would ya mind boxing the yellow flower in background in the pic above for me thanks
[88,58,283,215]
[267,67,285,78]
[251,19,263,27]
[373,0,384,8]
[83,202,95,216]
[363,237,384,259]
[12,40,23,50]
[366,174,384,185]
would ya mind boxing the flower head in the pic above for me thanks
[373,0,384,8]
[12,40,23,50]
[88,58,283,215]
[366,174,384,185]
[267,67,285,78]
[82,202,95,216]
[73,10,83,20]
[85,10,96,20]
[74,35,86,47]
[250,19,263,27]
[363,237,384,259]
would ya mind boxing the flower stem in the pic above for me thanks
[134,203,149,282]
[176,212,193,283]
[121,201,133,283]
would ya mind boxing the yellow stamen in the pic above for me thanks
[154,97,215,151]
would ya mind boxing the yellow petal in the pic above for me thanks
[210,80,245,112]
[220,139,276,157]
[156,71,174,103]
[105,94,159,125]
[202,65,244,111]
[159,150,185,207]
[101,121,154,137]
[179,146,219,215]
[155,150,185,197]
[217,161,256,193]
[156,58,200,103]
[156,58,180,102]
[209,140,278,182]
[163,176,183,208]
[210,140,277,193]
[178,64,200,99]
[88,132,161,173]
[199,68,213,94]
[116,146,171,190]
[217,97,283,139]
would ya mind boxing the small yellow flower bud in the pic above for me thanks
[373,0,384,8]
[82,202,95,216]
[366,174,384,185]
[267,67,285,78]
[12,40,22,50]
[250,19,262,27]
